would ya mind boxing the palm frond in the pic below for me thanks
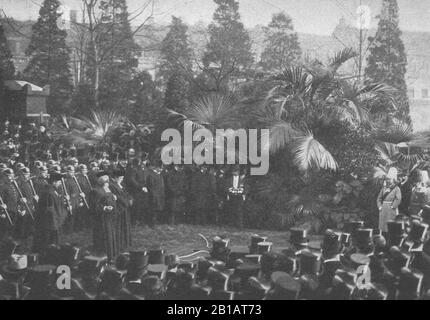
[371,121,415,144]
[80,109,123,140]
[329,48,357,72]
[375,142,398,166]
[292,131,338,172]
[261,120,300,154]
[287,188,325,216]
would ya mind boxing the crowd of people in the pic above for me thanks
[0,119,430,300]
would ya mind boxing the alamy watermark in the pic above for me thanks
[161,127,270,176]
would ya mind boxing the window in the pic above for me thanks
[423,89,429,99]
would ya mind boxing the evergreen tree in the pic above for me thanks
[159,16,193,113]
[365,0,409,122]
[260,12,301,72]
[0,22,15,101]
[127,70,163,125]
[159,16,193,84]
[0,23,15,81]
[202,0,254,91]
[164,71,190,113]
[24,0,72,114]
[95,0,141,111]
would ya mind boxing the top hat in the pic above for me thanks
[234,262,260,285]
[77,256,107,278]
[111,168,126,178]
[289,228,308,246]
[387,221,406,238]
[397,267,424,299]
[322,230,342,258]
[269,271,301,300]
[273,254,297,275]
[27,264,56,289]
[147,248,165,265]
[344,221,364,234]
[207,267,231,291]
[99,269,125,295]
[349,253,370,269]
[141,275,164,299]
[298,250,321,276]
[58,244,80,268]
[249,234,267,254]
[257,242,273,254]
[127,251,148,280]
[408,221,429,243]
[421,205,430,224]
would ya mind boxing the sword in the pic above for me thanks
[12,180,34,221]
[0,195,13,226]
[73,176,89,209]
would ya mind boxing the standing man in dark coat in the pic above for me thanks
[63,165,82,233]
[76,164,93,229]
[90,172,119,263]
[165,165,187,225]
[146,161,166,226]
[32,172,68,254]
[0,168,18,241]
[124,158,148,226]
[110,168,132,252]
[15,167,37,245]
[189,165,217,225]
[33,166,49,196]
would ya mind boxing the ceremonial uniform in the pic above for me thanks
[0,179,21,240]
[63,174,81,233]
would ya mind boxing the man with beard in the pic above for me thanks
[165,165,188,225]
[33,172,68,254]
[124,158,148,226]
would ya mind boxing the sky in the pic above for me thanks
[1,0,430,35]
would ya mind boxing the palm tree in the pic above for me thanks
[258,48,395,175]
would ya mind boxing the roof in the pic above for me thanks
[3,80,44,92]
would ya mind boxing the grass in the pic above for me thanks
[63,224,320,257]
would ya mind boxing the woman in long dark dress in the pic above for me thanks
[90,172,119,262]
[110,168,132,252]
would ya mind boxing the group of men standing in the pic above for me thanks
[0,151,248,262]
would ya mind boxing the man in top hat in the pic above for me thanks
[76,164,93,229]
[124,158,149,226]
[165,164,188,225]
[32,172,68,255]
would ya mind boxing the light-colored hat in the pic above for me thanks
[387,167,398,180]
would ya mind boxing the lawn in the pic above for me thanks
[63,224,320,257]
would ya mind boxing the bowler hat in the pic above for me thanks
[249,234,267,254]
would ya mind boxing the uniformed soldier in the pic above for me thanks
[15,167,37,243]
[0,169,23,241]
[63,165,82,233]
[146,161,166,226]
[33,165,49,196]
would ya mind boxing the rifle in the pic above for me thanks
[73,176,89,209]
[12,180,34,221]
[29,178,38,202]
[61,178,73,215]
[0,195,13,226]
